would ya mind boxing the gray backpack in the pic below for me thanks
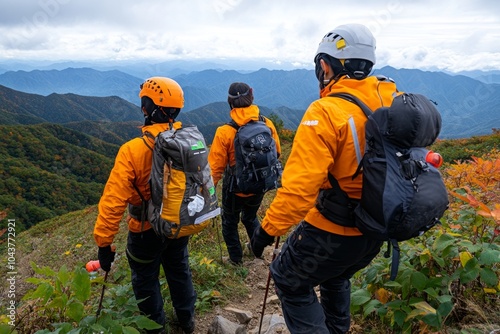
[135,125,220,240]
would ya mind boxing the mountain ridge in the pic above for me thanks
[0,66,499,138]
[0,84,142,125]
[0,67,142,103]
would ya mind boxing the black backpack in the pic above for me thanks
[316,93,449,280]
[227,116,282,194]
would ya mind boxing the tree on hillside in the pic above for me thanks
[267,113,284,134]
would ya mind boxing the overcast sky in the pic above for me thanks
[0,0,499,72]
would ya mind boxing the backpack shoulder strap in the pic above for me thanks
[227,120,239,130]
[133,131,156,230]
[141,131,155,151]
[130,180,148,232]
[328,93,373,119]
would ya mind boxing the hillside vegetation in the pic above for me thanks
[0,84,141,126]
[0,134,499,333]
[0,124,118,230]
[0,120,498,231]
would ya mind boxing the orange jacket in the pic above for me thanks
[93,122,181,247]
[261,75,399,237]
[208,104,281,192]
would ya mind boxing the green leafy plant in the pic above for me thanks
[14,262,161,334]
[188,253,225,313]
[351,150,500,333]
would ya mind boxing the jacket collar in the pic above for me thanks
[229,104,260,127]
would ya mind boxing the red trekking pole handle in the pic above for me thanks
[85,260,101,272]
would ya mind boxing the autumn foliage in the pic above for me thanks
[351,149,500,333]
[445,149,500,241]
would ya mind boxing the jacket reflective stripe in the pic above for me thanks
[348,116,363,165]
[261,75,399,237]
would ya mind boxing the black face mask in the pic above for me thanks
[314,54,347,90]
[315,54,332,90]
[141,96,180,124]
[315,54,374,89]
[314,54,325,82]
[141,96,155,125]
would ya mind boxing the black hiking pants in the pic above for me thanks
[270,221,382,334]
[221,185,264,264]
[126,228,196,333]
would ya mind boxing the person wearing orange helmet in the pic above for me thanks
[93,77,196,334]
[251,24,400,333]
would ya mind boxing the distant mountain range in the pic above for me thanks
[0,67,142,104]
[447,69,500,85]
[0,84,141,125]
[0,66,499,138]
[0,83,304,145]
[0,66,318,111]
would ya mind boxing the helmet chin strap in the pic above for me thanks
[316,55,347,90]
[145,106,181,125]
[316,62,332,90]
[323,76,332,86]
[318,67,343,90]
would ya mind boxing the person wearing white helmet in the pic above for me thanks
[251,23,400,333]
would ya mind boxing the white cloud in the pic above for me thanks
[0,0,499,72]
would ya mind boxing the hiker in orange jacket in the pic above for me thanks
[93,77,196,334]
[209,82,281,265]
[251,24,399,333]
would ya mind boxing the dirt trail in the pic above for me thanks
[195,245,282,333]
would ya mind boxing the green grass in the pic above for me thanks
[0,206,252,332]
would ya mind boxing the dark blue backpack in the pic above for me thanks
[316,93,449,280]
[228,116,282,194]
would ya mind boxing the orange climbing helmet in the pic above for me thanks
[139,77,184,109]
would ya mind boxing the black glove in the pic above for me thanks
[251,226,275,258]
[98,246,116,272]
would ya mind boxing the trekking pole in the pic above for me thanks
[258,236,280,334]
[214,215,223,263]
[86,245,115,319]
[96,270,108,318]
